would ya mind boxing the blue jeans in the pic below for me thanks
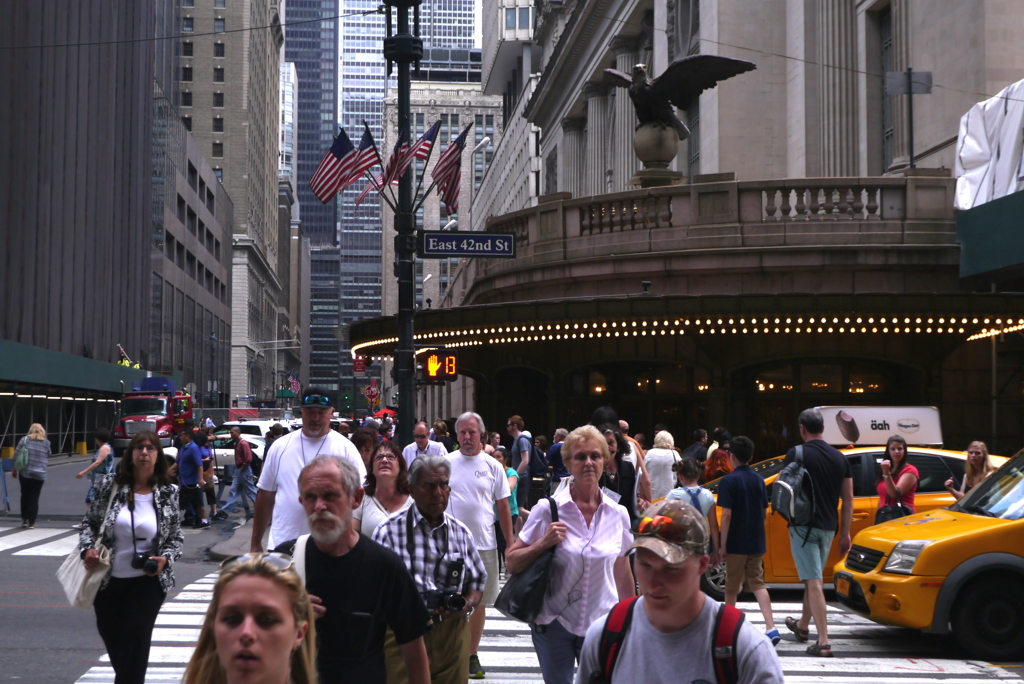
[532,619,585,684]
[220,465,257,515]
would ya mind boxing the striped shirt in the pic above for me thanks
[372,505,487,595]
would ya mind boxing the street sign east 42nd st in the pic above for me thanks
[417,231,516,258]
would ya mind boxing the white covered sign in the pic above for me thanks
[817,406,943,447]
[954,78,1024,210]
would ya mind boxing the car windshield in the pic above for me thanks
[122,398,167,416]
[956,454,1024,520]
[703,456,787,494]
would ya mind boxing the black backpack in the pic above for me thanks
[771,445,815,530]
[528,441,549,477]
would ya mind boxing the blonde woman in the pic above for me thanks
[183,553,317,684]
[945,441,998,500]
[12,423,51,528]
[644,430,680,501]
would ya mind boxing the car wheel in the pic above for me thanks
[701,560,727,600]
[952,576,1024,661]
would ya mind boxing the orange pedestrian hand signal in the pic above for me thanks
[427,354,443,377]
[421,350,458,381]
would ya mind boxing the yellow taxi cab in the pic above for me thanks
[699,446,1006,600]
[832,450,1024,660]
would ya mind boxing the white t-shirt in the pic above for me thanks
[257,429,366,549]
[112,492,157,578]
[645,448,681,501]
[446,449,511,551]
[576,594,784,684]
[354,492,413,535]
[401,439,448,467]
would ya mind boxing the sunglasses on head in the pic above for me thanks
[302,395,331,407]
[220,551,294,572]
[635,515,694,545]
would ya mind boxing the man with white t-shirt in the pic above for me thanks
[402,421,448,467]
[249,388,367,551]
[447,411,514,680]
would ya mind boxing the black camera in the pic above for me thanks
[423,559,466,613]
[131,553,159,575]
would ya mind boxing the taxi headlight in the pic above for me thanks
[883,540,930,574]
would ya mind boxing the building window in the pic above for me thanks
[687,98,700,179]
[880,6,895,172]
[213,92,224,107]
[182,41,193,57]
[181,91,192,107]
[519,7,530,29]
[213,168,223,182]
[214,18,225,33]
[214,0,225,7]
[505,8,515,29]
[212,142,223,158]
[214,42,225,57]
[181,116,192,131]
[182,17,194,32]
[182,0,194,6]
[213,67,224,83]
[213,117,224,132]
[181,66,193,82]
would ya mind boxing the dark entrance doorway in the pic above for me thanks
[494,367,550,444]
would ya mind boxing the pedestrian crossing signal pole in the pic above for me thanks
[383,0,422,448]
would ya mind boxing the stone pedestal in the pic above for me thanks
[628,122,684,188]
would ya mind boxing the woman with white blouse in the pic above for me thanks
[644,430,681,502]
[505,425,635,684]
[354,440,412,535]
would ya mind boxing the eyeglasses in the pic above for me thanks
[302,394,331,407]
[220,552,294,571]
[413,433,429,438]
[506,423,513,428]
[133,445,158,453]
[374,452,398,462]
[636,515,692,544]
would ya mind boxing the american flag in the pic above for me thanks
[431,123,473,214]
[409,120,440,163]
[382,128,410,188]
[287,372,301,396]
[340,128,379,193]
[354,172,398,207]
[309,129,356,203]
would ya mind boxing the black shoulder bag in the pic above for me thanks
[494,497,558,623]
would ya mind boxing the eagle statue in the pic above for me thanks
[603,55,756,139]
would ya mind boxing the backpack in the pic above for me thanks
[771,445,816,530]
[528,441,549,478]
[13,438,30,472]
[591,596,745,684]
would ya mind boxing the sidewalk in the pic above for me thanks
[208,518,269,561]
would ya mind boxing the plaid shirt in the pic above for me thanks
[372,504,487,595]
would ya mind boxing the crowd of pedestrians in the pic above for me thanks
[13,392,999,684]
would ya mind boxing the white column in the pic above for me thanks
[582,82,609,197]
[610,36,640,191]
[560,117,585,197]
[818,0,858,176]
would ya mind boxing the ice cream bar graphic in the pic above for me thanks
[836,411,860,443]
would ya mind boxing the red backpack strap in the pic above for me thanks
[712,603,745,684]
[592,596,640,684]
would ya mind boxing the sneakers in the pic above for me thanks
[71,523,85,530]
[469,653,485,679]
[194,520,211,530]
[20,520,28,528]
[212,511,229,522]
[765,628,781,646]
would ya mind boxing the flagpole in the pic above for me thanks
[362,120,399,206]
[412,121,438,206]
[363,170,397,212]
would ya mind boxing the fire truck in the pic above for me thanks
[112,377,194,453]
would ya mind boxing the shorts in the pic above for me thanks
[724,553,766,595]
[789,526,835,581]
[179,484,205,516]
[479,548,500,605]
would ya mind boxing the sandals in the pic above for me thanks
[807,642,834,657]
[785,616,809,642]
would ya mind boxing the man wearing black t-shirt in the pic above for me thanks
[274,456,430,684]
[782,408,853,657]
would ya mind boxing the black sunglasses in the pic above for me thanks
[302,394,331,407]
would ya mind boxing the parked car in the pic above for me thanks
[833,449,1024,660]
[208,434,266,480]
[699,446,1007,599]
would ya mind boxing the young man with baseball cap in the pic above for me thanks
[575,499,783,684]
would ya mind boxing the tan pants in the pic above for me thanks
[385,614,470,684]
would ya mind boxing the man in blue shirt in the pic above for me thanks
[177,430,209,529]
[717,435,779,645]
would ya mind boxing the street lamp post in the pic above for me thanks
[383,0,422,448]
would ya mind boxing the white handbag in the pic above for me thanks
[57,484,119,609]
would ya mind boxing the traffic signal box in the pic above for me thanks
[420,350,458,382]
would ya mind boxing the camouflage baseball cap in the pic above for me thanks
[630,498,709,564]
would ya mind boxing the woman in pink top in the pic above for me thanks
[504,425,635,684]
[877,435,919,512]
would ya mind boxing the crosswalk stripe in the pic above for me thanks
[75,570,1019,684]
[13,532,80,556]
[0,527,67,552]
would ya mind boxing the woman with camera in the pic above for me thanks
[504,425,635,684]
[78,431,184,684]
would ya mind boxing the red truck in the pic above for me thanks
[112,377,194,453]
